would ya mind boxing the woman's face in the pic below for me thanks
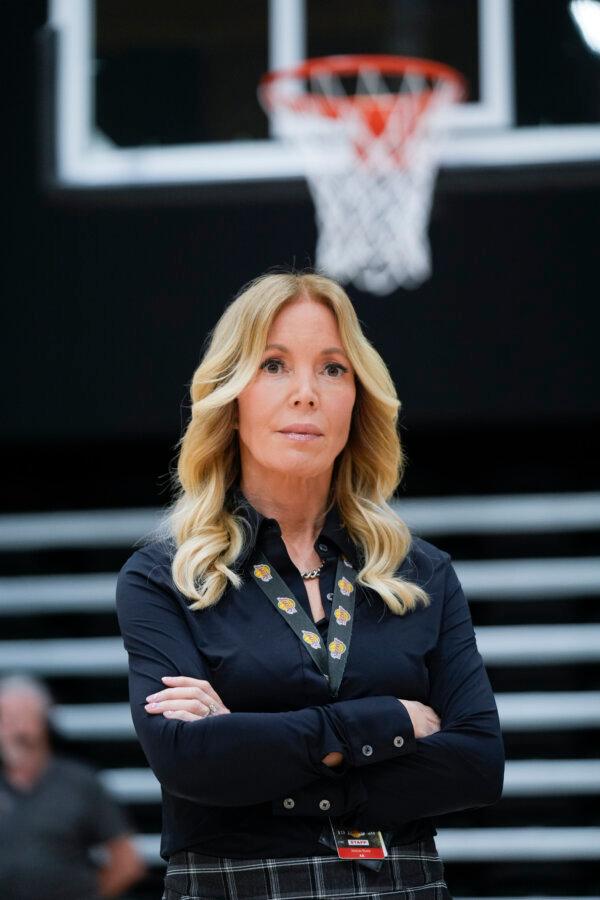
[236,297,356,484]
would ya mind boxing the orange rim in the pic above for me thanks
[260,53,467,107]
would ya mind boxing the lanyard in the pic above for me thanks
[251,552,358,697]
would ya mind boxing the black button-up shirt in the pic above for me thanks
[115,486,504,861]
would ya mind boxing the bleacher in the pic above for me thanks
[1,492,599,899]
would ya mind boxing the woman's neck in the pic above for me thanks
[239,468,331,550]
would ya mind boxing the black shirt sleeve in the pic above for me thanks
[115,549,417,809]
[271,555,505,825]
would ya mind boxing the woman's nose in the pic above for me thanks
[290,372,318,406]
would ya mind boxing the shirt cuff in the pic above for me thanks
[323,695,416,767]
[308,712,351,777]
[271,769,368,819]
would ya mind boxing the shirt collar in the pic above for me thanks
[227,484,360,572]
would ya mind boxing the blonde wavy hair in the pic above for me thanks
[157,271,431,616]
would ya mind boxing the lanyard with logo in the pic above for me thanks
[250,552,357,697]
[251,551,392,868]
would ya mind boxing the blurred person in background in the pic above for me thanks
[0,673,147,899]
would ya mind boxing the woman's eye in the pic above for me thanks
[259,358,348,376]
[324,363,348,377]
[260,357,284,374]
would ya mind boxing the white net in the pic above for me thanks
[261,59,464,295]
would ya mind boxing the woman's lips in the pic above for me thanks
[277,431,323,442]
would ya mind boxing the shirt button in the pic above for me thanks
[393,736,405,748]
[283,798,295,809]
[362,744,373,757]
[318,543,329,552]
[319,799,331,811]
[326,592,333,601]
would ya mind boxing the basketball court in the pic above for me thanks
[3,2,600,898]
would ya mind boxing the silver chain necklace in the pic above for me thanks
[300,559,324,579]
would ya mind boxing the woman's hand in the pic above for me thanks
[398,699,441,738]
[145,675,230,722]
[322,751,345,767]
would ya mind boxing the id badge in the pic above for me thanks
[330,823,388,861]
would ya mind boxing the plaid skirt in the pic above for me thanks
[161,835,452,900]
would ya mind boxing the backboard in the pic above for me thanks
[46,0,600,191]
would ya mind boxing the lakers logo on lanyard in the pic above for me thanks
[251,553,358,697]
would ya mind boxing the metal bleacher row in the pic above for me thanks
[1,492,599,899]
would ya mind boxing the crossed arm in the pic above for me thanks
[116,551,504,824]
[270,563,505,826]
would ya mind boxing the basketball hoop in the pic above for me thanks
[259,55,466,295]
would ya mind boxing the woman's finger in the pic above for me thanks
[159,675,228,709]
[163,709,203,722]
[146,698,213,716]
[146,685,229,711]
[145,697,230,717]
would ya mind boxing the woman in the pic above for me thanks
[116,271,505,900]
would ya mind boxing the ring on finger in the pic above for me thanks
[208,702,219,715]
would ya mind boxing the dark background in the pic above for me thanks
[3,5,600,898]
[4,1,599,514]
